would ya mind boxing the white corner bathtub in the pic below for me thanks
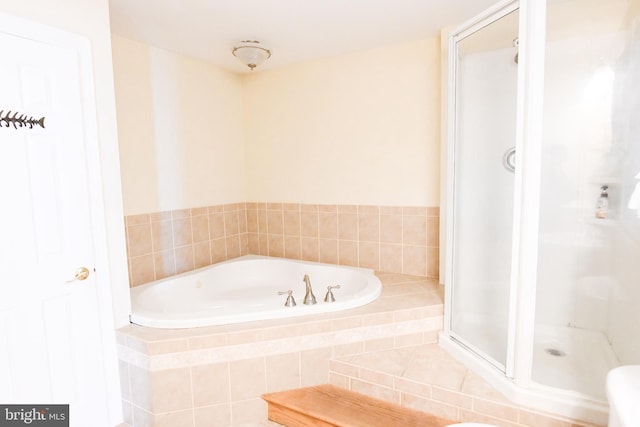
[129,255,382,328]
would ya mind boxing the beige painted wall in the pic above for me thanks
[113,37,441,214]
[243,39,441,206]
[113,35,246,215]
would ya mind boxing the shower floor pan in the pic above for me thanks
[532,324,619,400]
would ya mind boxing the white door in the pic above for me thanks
[0,16,118,426]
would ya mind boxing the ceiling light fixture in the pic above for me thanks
[232,40,271,71]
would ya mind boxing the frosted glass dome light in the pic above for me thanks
[232,40,271,71]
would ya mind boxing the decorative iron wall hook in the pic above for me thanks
[0,110,45,129]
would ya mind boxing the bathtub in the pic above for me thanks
[129,255,382,328]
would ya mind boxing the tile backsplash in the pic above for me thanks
[125,203,439,287]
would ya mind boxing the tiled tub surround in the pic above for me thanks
[117,272,444,426]
[125,203,439,286]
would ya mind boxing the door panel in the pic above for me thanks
[0,24,110,425]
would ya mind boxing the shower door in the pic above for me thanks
[446,2,520,371]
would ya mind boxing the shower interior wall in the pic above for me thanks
[536,0,640,367]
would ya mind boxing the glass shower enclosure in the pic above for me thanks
[442,0,640,424]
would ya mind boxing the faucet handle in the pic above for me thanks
[324,285,341,303]
[278,290,296,307]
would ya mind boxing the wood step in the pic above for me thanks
[262,384,455,427]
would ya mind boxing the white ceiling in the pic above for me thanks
[108,0,499,74]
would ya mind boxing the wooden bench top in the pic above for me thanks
[263,384,455,427]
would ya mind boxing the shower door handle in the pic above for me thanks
[503,147,516,172]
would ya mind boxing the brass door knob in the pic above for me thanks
[66,267,90,282]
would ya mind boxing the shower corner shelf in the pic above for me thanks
[586,218,616,226]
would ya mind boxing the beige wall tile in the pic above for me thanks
[427,246,439,278]
[172,208,191,219]
[231,398,268,425]
[149,410,194,427]
[360,367,395,387]
[284,236,301,260]
[300,211,319,237]
[145,367,192,413]
[150,210,172,222]
[154,250,176,280]
[329,360,360,377]
[301,347,332,387]
[172,217,193,247]
[394,332,426,348]
[403,245,427,276]
[431,386,473,409]
[208,212,225,239]
[380,244,402,273]
[258,234,269,256]
[191,362,230,406]
[266,353,301,392]
[358,241,380,270]
[301,237,319,262]
[125,203,439,286]
[427,216,439,247]
[257,209,268,234]
[175,245,195,274]
[191,214,209,243]
[194,404,231,427]
[223,210,239,236]
[380,214,402,244]
[401,393,459,421]
[190,206,208,216]
[318,239,338,264]
[126,213,150,226]
[151,220,174,253]
[267,210,284,235]
[403,207,427,216]
[193,240,211,268]
[247,233,260,254]
[380,206,402,215]
[226,235,241,259]
[130,255,155,286]
[351,379,400,404]
[332,341,365,358]
[283,211,301,236]
[318,212,338,239]
[338,213,358,240]
[474,398,519,422]
[238,209,248,234]
[268,235,284,257]
[394,377,432,398]
[127,223,152,257]
[211,238,227,263]
[329,373,350,389]
[319,204,338,212]
[119,361,131,401]
[403,215,427,246]
[229,358,266,401]
[358,213,379,242]
[246,209,258,233]
[338,240,358,267]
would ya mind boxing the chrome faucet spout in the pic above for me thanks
[303,274,317,305]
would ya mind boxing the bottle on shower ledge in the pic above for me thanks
[595,185,609,219]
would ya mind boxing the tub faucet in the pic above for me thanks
[303,274,317,305]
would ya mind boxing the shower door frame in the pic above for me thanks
[442,0,547,388]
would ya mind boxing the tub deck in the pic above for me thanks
[116,271,444,426]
